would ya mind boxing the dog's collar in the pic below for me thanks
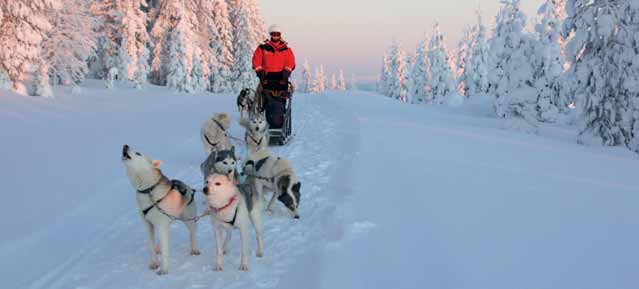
[211,196,237,212]
[137,178,164,195]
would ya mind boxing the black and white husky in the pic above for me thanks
[121,145,200,275]
[243,149,301,219]
[203,174,264,271]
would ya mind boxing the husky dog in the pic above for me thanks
[243,149,301,219]
[203,174,264,271]
[121,145,200,275]
[236,88,256,118]
[239,111,269,155]
[201,113,233,155]
[201,147,239,184]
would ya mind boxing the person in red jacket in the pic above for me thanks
[252,25,296,129]
[252,25,296,92]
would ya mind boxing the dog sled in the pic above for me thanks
[255,81,294,146]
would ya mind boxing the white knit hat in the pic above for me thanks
[268,25,282,34]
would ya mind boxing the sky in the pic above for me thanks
[262,0,544,80]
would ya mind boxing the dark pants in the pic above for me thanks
[265,97,286,129]
[261,71,289,91]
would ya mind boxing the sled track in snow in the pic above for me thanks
[26,94,358,289]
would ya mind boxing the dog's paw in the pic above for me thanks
[256,251,264,258]
[239,264,248,271]
[214,265,223,271]
[155,245,161,254]
[190,249,201,256]
[148,261,160,270]
[156,269,168,276]
[223,249,229,255]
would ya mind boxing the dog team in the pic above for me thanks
[121,102,301,275]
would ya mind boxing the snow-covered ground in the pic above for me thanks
[1,82,637,289]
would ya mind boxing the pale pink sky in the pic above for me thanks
[262,0,543,80]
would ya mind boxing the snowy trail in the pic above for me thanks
[2,85,639,289]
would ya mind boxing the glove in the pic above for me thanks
[280,70,291,85]
[256,70,266,81]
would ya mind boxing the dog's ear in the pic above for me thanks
[230,146,236,156]
[152,160,163,169]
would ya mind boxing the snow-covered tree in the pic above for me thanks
[42,0,96,85]
[330,73,337,90]
[0,69,10,90]
[165,18,192,93]
[0,0,59,95]
[455,26,473,95]
[231,0,259,91]
[408,35,429,103]
[337,69,347,91]
[489,0,537,120]
[311,65,326,94]
[564,0,638,149]
[119,0,150,84]
[106,67,118,89]
[533,0,566,123]
[462,9,491,97]
[33,61,53,98]
[386,40,408,102]
[93,0,123,80]
[209,0,235,93]
[300,58,312,93]
[378,52,391,95]
[427,23,455,104]
[190,46,207,92]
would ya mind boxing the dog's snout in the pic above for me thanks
[203,187,209,195]
[294,215,300,219]
[122,145,130,159]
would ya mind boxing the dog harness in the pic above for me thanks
[211,196,239,226]
[138,179,195,221]
[204,119,229,148]
[246,133,264,147]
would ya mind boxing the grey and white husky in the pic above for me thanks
[201,147,239,184]
[243,149,301,219]
[201,113,233,156]
[203,174,264,271]
[121,145,200,275]
[239,111,269,155]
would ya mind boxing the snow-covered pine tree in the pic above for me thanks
[0,0,59,95]
[386,40,408,102]
[42,0,97,85]
[337,69,347,91]
[533,0,566,123]
[378,52,391,95]
[301,58,312,93]
[311,65,326,94]
[622,1,639,152]
[190,46,207,92]
[489,0,537,120]
[210,0,235,93]
[166,16,192,93]
[33,61,53,98]
[564,0,636,148]
[106,67,118,89]
[246,0,267,46]
[330,73,337,90]
[455,26,473,96]
[92,0,123,80]
[119,0,151,84]
[150,0,198,87]
[409,35,429,103]
[231,0,259,91]
[427,23,455,104]
[463,9,491,97]
[0,69,10,90]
